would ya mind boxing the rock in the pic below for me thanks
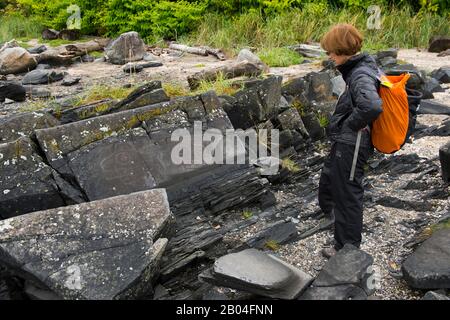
[22,69,65,85]
[304,71,335,103]
[418,100,450,115]
[143,53,159,61]
[429,35,450,53]
[402,228,450,289]
[430,67,450,84]
[27,45,47,54]
[330,75,346,97]
[437,49,450,57]
[0,137,66,219]
[61,76,81,86]
[0,111,59,143]
[58,29,81,41]
[299,284,367,300]
[23,85,52,99]
[237,49,268,72]
[81,54,95,63]
[0,47,37,75]
[0,189,175,300]
[139,61,163,68]
[422,291,450,300]
[105,31,146,65]
[301,112,324,141]
[42,28,59,40]
[288,44,325,58]
[375,48,398,60]
[223,76,282,129]
[379,56,397,68]
[439,141,450,182]
[123,63,144,74]
[422,77,445,99]
[0,81,26,102]
[277,108,309,138]
[313,244,375,295]
[114,80,169,111]
[36,64,51,70]
[245,220,298,249]
[199,249,313,299]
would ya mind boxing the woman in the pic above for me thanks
[319,24,383,258]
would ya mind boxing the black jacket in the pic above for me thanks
[326,52,383,147]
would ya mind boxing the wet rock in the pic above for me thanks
[418,100,450,115]
[439,141,450,182]
[429,35,450,53]
[421,291,450,300]
[237,49,268,72]
[0,189,175,300]
[0,81,26,102]
[199,249,313,299]
[105,31,146,65]
[22,69,65,85]
[27,45,47,54]
[0,137,65,219]
[430,67,450,84]
[123,63,144,74]
[61,76,81,86]
[313,244,375,295]
[245,220,298,249]
[299,284,367,300]
[223,76,282,129]
[402,229,450,289]
[42,28,59,40]
[0,47,37,75]
[0,111,59,143]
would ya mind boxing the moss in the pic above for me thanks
[317,112,329,128]
[77,101,114,120]
[292,99,306,116]
[264,239,280,251]
[281,158,300,173]
[242,210,253,219]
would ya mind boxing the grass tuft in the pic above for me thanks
[257,47,304,67]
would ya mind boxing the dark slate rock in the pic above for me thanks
[36,64,51,70]
[430,67,450,84]
[22,69,64,85]
[24,85,51,99]
[223,76,282,129]
[402,229,450,289]
[61,76,81,86]
[422,77,445,99]
[0,189,174,300]
[281,76,308,98]
[0,111,59,143]
[114,80,169,112]
[140,61,163,68]
[0,137,65,219]
[429,35,450,53]
[379,56,397,68]
[438,49,450,57]
[277,108,309,138]
[421,290,450,300]
[314,244,374,295]
[301,112,324,141]
[439,141,450,182]
[42,28,59,40]
[304,71,335,103]
[375,48,398,60]
[246,220,298,249]
[299,284,367,300]
[67,128,157,201]
[57,99,118,123]
[27,45,47,54]
[81,54,95,63]
[105,31,146,65]
[0,81,26,102]
[58,29,81,41]
[199,249,313,299]
[123,63,144,74]
[418,100,450,115]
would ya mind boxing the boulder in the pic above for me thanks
[277,108,309,138]
[402,228,450,289]
[418,100,450,115]
[439,141,450,182]
[422,77,445,99]
[421,291,450,300]
[0,47,37,75]
[313,244,375,295]
[299,284,367,300]
[375,48,398,60]
[0,111,59,143]
[301,112,325,141]
[81,54,95,63]
[59,29,81,41]
[288,44,325,59]
[123,63,144,74]
[429,35,450,53]
[304,71,335,103]
[24,85,52,99]
[0,81,26,102]
[199,249,313,299]
[22,69,65,85]
[0,189,175,300]
[222,76,282,129]
[61,76,81,86]
[42,28,59,40]
[105,31,146,65]
[430,67,450,84]
[27,45,47,54]
[0,137,65,219]
[237,49,268,72]
[437,49,450,57]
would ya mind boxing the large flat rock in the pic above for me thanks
[0,112,59,143]
[0,189,175,300]
[402,228,450,289]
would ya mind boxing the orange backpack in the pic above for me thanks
[371,73,411,154]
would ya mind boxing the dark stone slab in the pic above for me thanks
[246,220,298,249]
[0,81,26,102]
[429,36,450,53]
[439,141,450,182]
[61,76,81,86]
[421,290,450,300]
[299,284,367,300]
[22,70,64,85]
[27,45,47,54]
[0,189,174,300]
[199,249,313,299]
[402,229,450,289]
[431,67,450,84]
[123,63,144,74]
[0,137,65,219]
[419,100,450,115]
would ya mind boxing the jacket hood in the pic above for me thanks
[336,52,379,82]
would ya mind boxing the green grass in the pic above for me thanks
[264,239,281,251]
[257,47,304,67]
[0,15,42,43]
[74,85,135,107]
[242,210,253,220]
[317,113,330,128]
[281,158,301,173]
[183,5,450,56]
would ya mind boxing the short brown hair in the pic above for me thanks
[320,24,363,56]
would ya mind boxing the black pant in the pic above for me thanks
[318,142,372,250]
